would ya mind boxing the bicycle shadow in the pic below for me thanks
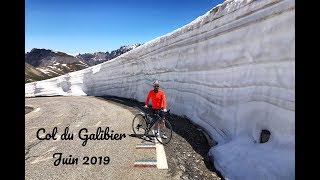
[95,95,221,175]
[128,134,155,143]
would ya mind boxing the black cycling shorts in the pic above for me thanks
[152,109,165,118]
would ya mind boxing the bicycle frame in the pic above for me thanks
[133,108,172,144]
[144,113,163,135]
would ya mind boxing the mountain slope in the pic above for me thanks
[76,44,142,66]
[35,61,89,78]
[25,63,50,83]
[25,48,83,67]
[25,49,90,83]
[25,44,141,83]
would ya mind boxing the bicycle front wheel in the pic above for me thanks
[155,119,172,144]
[132,114,147,136]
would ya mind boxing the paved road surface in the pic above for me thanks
[25,96,178,180]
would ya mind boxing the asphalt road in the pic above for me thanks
[25,96,179,180]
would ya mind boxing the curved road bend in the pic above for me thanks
[25,96,179,180]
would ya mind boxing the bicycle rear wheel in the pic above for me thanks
[155,119,172,144]
[132,114,147,136]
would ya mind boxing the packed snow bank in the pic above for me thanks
[25,0,295,179]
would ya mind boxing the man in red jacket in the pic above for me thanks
[144,80,168,138]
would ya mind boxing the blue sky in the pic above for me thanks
[26,0,224,55]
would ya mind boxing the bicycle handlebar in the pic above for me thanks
[143,105,172,116]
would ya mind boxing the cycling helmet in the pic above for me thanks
[153,80,160,86]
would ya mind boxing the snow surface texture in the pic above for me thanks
[25,0,295,179]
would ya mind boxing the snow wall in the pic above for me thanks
[25,0,295,179]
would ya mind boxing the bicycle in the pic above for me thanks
[132,106,173,144]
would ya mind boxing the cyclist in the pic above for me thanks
[144,80,168,139]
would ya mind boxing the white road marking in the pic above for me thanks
[34,108,40,112]
[134,161,157,165]
[153,130,168,169]
[95,121,101,127]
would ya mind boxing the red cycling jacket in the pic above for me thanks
[145,89,167,109]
